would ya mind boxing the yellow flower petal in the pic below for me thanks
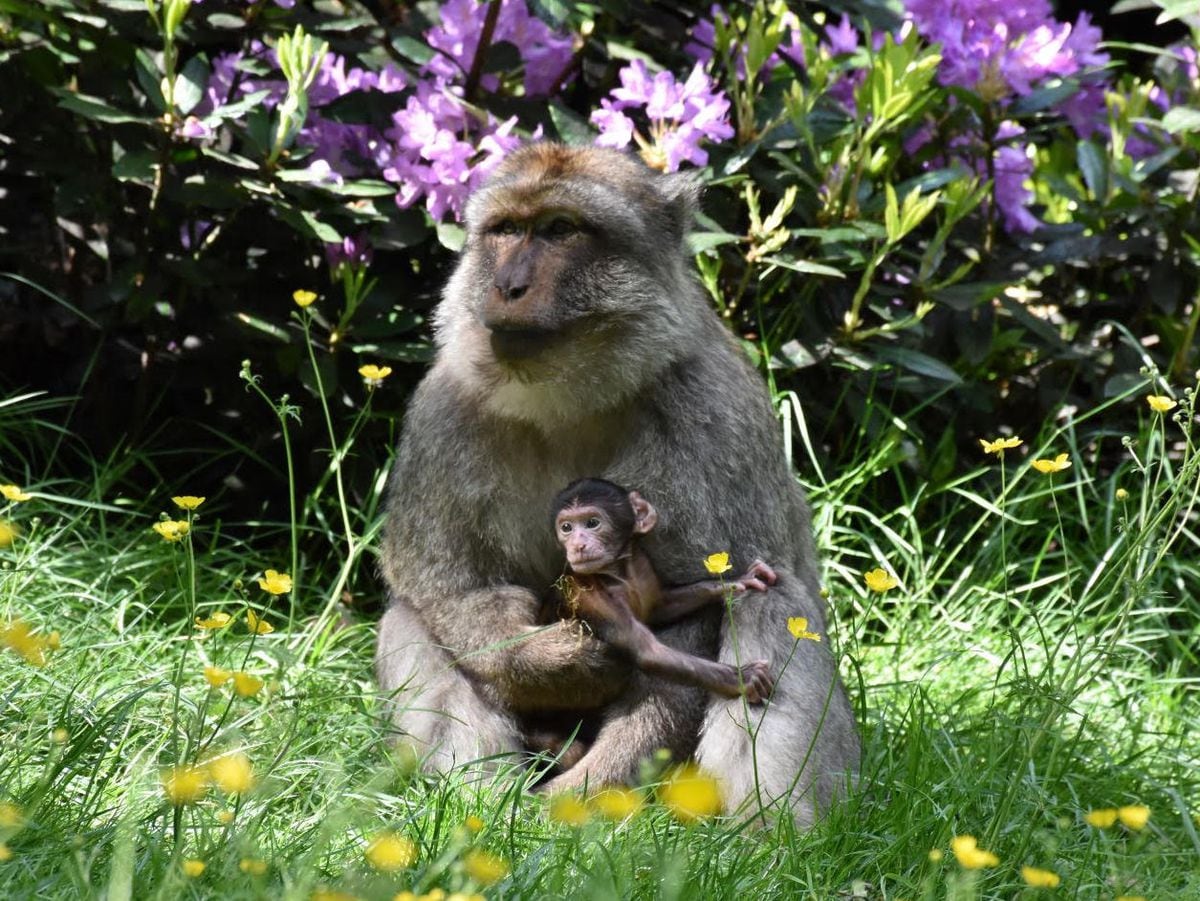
[0,843,11,861]
[1031,453,1071,474]
[463,849,509,886]
[950,835,999,869]
[703,552,731,575]
[204,665,232,687]
[209,752,255,795]
[246,610,275,635]
[257,570,292,595]
[358,364,393,385]
[1021,866,1061,888]
[152,520,190,542]
[863,568,899,592]
[1146,394,1176,413]
[0,519,18,548]
[589,787,644,820]
[658,763,723,822]
[1084,808,1117,828]
[0,485,32,503]
[181,859,206,878]
[787,616,821,641]
[172,496,206,511]
[463,815,485,833]
[0,803,24,829]
[161,764,209,805]
[232,672,264,698]
[1115,488,1129,501]
[293,289,318,308]
[239,858,268,876]
[548,793,591,826]
[365,831,417,871]
[195,612,232,630]
[1117,804,1150,830]
[979,436,1023,455]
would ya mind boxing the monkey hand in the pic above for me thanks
[732,559,778,593]
[739,660,774,704]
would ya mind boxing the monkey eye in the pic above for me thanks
[585,517,601,529]
[559,522,572,533]
[491,220,521,236]
[540,216,579,238]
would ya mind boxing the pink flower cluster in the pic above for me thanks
[590,60,733,172]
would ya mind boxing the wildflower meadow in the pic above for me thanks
[2,1,1199,898]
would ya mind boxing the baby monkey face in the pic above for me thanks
[555,503,625,574]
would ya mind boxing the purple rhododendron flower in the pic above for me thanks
[425,0,574,97]
[591,61,732,171]
[325,233,374,270]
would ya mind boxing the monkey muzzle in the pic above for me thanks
[487,325,557,361]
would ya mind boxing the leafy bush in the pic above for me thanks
[1,0,1197,509]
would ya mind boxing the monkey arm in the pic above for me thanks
[647,580,728,625]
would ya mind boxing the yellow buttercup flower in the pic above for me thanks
[0,519,18,548]
[0,485,32,503]
[463,849,509,886]
[0,803,24,829]
[359,364,393,387]
[51,728,69,744]
[246,610,275,635]
[0,843,11,861]
[217,809,235,825]
[204,666,232,687]
[1084,808,1118,828]
[1021,866,1060,888]
[2,618,58,667]
[182,859,206,877]
[1146,394,1176,413]
[658,763,723,822]
[950,835,999,869]
[787,616,821,641]
[293,289,318,308]
[863,568,898,592]
[927,848,943,862]
[172,496,205,511]
[209,752,255,795]
[704,552,731,575]
[152,520,190,542]
[548,793,590,826]
[195,612,232,630]
[589,787,644,820]
[239,858,268,876]
[1115,488,1129,501]
[365,831,417,871]
[1117,805,1150,830]
[1031,453,1071,474]
[257,570,292,595]
[232,672,264,698]
[979,436,1023,456]
[161,764,209,805]
[463,815,485,833]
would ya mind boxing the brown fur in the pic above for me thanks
[376,144,859,824]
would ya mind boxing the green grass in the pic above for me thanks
[2,378,1198,900]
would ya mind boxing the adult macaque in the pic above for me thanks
[376,143,859,825]
[550,477,775,702]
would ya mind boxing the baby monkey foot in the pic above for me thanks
[739,660,774,704]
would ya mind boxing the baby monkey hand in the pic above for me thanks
[732,560,777,593]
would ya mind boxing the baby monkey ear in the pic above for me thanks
[628,491,658,535]
[657,170,703,240]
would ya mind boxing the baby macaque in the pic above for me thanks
[550,477,777,703]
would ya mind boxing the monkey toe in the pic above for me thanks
[741,660,774,704]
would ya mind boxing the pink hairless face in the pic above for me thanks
[554,503,624,575]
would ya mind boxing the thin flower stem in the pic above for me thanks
[302,317,355,557]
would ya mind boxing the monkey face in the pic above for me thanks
[555,502,626,575]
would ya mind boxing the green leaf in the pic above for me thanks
[208,89,273,122]
[874,346,962,383]
[1160,106,1200,135]
[174,55,209,115]
[392,35,434,65]
[206,11,245,29]
[200,146,260,170]
[932,282,1007,311]
[55,91,148,124]
[133,48,166,112]
[235,311,291,342]
[1011,80,1080,116]
[112,150,158,182]
[759,256,845,279]
[437,222,466,252]
[276,206,342,243]
[547,103,594,145]
[1154,0,1200,24]
[688,231,741,254]
[1075,140,1109,200]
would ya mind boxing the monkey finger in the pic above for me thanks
[753,561,778,584]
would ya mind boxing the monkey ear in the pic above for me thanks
[628,491,658,535]
[657,170,703,239]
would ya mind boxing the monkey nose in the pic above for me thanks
[494,273,529,302]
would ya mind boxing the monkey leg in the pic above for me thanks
[693,571,860,828]
[376,598,524,773]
